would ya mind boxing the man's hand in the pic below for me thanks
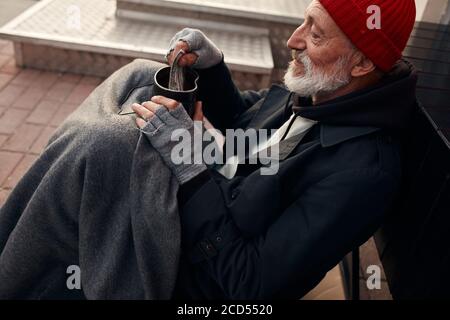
[166,40,198,68]
[131,96,207,185]
[132,96,204,129]
[166,28,223,69]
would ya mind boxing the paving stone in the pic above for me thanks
[11,68,42,87]
[12,86,47,110]
[360,238,387,281]
[367,280,393,300]
[79,75,103,86]
[0,58,21,75]
[0,151,24,185]
[0,188,11,208]
[49,103,79,127]
[60,73,82,84]
[0,84,27,107]
[45,81,77,102]
[2,123,44,153]
[30,71,60,90]
[30,126,56,154]
[26,100,60,125]
[65,84,97,105]
[2,154,38,189]
[359,278,371,300]
[360,277,393,300]
[0,108,29,134]
[0,54,10,68]
[0,73,14,91]
[0,134,8,147]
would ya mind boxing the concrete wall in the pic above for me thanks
[416,0,449,23]
[416,0,429,20]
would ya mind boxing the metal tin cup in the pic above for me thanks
[153,66,199,118]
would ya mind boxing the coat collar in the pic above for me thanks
[246,84,290,131]
[248,85,382,160]
[320,124,381,147]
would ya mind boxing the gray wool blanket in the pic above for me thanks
[0,59,181,299]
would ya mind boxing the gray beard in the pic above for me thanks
[284,52,352,97]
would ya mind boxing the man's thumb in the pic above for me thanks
[193,101,203,121]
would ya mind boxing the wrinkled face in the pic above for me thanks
[284,0,357,97]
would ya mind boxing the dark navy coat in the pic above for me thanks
[174,59,417,299]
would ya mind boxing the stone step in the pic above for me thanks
[117,0,307,25]
[0,0,275,89]
[117,0,308,70]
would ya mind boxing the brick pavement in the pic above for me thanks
[0,40,102,208]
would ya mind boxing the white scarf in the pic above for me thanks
[203,112,317,179]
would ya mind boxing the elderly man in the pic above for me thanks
[0,0,417,300]
[131,0,417,299]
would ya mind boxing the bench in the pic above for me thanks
[375,21,450,299]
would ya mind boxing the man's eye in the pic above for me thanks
[311,32,321,40]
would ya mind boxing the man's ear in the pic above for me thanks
[350,52,376,77]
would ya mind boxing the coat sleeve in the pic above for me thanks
[178,167,400,299]
[196,58,269,134]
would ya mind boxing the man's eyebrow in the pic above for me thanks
[305,14,326,36]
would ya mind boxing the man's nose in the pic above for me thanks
[287,26,307,51]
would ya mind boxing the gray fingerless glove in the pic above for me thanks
[140,105,207,185]
[167,28,223,69]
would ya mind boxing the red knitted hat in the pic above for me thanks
[318,0,416,72]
